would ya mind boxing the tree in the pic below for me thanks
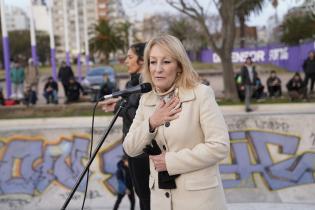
[167,0,258,100]
[168,16,191,43]
[280,14,315,45]
[89,20,124,64]
[236,0,264,48]
[167,15,208,60]
[0,30,54,66]
[115,21,131,54]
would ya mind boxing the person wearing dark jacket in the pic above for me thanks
[98,73,116,100]
[286,73,305,101]
[43,76,59,104]
[0,85,4,105]
[240,56,258,112]
[100,43,150,210]
[266,70,282,97]
[66,77,84,103]
[58,61,74,100]
[113,156,135,210]
[302,51,315,94]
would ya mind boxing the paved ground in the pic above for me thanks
[51,203,315,210]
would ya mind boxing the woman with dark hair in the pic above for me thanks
[100,43,150,210]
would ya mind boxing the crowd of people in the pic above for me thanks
[235,51,315,111]
[0,50,314,109]
[0,59,97,106]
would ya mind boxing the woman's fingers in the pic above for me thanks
[150,154,167,172]
[165,113,180,122]
[169,107,181,116]
[166,97,180,108]
[158,99,166,109]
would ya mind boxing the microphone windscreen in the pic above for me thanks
[140,83,152,93]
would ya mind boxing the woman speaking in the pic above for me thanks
[123,35,230,210]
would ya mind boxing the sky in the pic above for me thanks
[6,0,305,27]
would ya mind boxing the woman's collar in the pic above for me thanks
[143,85,196,106]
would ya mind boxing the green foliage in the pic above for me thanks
[0,30,51,65]
[281,14,315,45]
[89,20,125,64]
[115,21,131,54]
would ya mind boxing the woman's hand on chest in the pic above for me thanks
[149,97,182,131]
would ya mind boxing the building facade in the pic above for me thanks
[50,0,126,62]
[5,6,30,32]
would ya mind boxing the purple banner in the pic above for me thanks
[199,41,315,72]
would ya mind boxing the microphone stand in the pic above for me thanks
[60,99,127,210]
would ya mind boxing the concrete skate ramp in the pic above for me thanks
[0,110,314,210]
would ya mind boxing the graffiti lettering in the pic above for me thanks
[0,137,90,195]
[0,129,314,198]
[254,119,289,132]
[221,130,315,190]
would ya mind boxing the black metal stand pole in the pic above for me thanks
[60,100,126,210]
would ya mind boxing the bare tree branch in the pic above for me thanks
[166,0,239,99]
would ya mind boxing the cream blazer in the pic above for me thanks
[123,84,230,210]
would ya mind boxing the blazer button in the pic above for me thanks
[163,145,166,150]
[165,122,170,127]
[165,192,170,198]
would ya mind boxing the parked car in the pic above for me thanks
[81,66,117,101]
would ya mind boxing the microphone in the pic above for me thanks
[100,83,152,100]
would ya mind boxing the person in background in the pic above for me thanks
[286,72,305,101]
[10,59,25,100]
[43,76,59,104]
[113,156,135,210]
[98,73,115,100]
[23,86,37,106]
[235,72,245,101]
[23,58,40,106]
[100,43,151,210]
[24,58,39,96]
[302,51,315,95]
[240,56,258,112]
[266,70,282,98]
[252,76,265,100]
[201,77,210,86]
[58,61,74,101]
[0,85,4,105]
[123,35,229,210]
[66,77,84,103]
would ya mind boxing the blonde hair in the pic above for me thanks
[142,34,200,89]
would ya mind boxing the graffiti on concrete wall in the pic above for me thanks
[221,130,315,190]
[0,129,314,199]
[0,135,93,196]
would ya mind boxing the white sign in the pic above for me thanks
[212,48,289,63]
